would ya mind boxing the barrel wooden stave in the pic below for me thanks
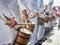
[14,43,21,45]
[14,42,26,45]
[18,31,30,39]
[16,36,28,44]
[51,16,55,20]
[45,17,50,23]
[26,24,34,32]
[14,28,31,45]
[14,21,34,45]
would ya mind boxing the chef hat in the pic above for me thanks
[3,6,16,18]
[48,0,54,6]
[37,0,44,12]
[48,0,54,13]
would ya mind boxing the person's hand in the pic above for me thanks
[31,13,38,18]
[53,10,60,17]
[31,14,36,18]
[53,10,57,14]
[8,18,17,28]
[5,21,12,25]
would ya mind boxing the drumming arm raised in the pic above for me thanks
[54,12,60,17]
[9,18,17,28]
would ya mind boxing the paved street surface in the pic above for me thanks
[43,25,60,45]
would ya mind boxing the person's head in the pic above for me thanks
[45,5,48,10]
[53,6,57,12]
[45,10,49,15]
[22,9,28,20]
[22,10,27,15]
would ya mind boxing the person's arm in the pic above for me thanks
[53,11,60,17]
[56,13,60,17]
[30,13,38,18]
[3,5,17,28]
[8,18,17,28]
[28,0,39,14]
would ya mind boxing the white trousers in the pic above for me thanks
[37,25,45,41]
[29,16,38,45]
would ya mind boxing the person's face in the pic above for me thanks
[22,10,27,15]
[22,10,28,19]
[45,5,48,9]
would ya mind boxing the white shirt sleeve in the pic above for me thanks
[37,0,44,12]
[28,0,39,13]
[3,6,16,18]
[48,0,54,14]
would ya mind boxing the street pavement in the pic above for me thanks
[43,25,60,45]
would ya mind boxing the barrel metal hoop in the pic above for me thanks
[18,35,29,40]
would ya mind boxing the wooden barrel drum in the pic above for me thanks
[49,16,55,21]
[51,15,55,20]
[26,24,34,32]
[45,17,50,23]
[38,17,44,25]
[25,21,35,32]
[13,22,34,45]
[13,28,32,45]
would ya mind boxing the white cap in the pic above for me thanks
[3,6,16,18]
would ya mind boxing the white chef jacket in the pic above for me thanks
[57,7,60,25]
[47,0,54,28]
[44,10,50,28]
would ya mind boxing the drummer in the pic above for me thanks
[44,5,51,35]
[48,0,54,30]
[0,2,17,45]
[36,0,47,44]
[53,7,60,29]
[52,6,57,26]
[27,0,39,45]
[27,0,47,45]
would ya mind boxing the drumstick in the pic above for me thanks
[25,20,29,28]
[0,16,7,22]
[6,23,33,25]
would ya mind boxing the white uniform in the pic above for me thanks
[56,7,60,28]
[28,0,38,45]
[48,0,54,29]
[17,0,30,23]
[0,1,17,45]
[28,0,45,45]
[44,10,50,28]
[37,14,45,41]
[36,0,45,41]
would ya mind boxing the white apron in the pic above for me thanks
[37,13,45,41]
[45,22,50,28]
[27,0,39,45]
[29,15,38,45]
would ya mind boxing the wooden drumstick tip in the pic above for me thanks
[5,22,11,25]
